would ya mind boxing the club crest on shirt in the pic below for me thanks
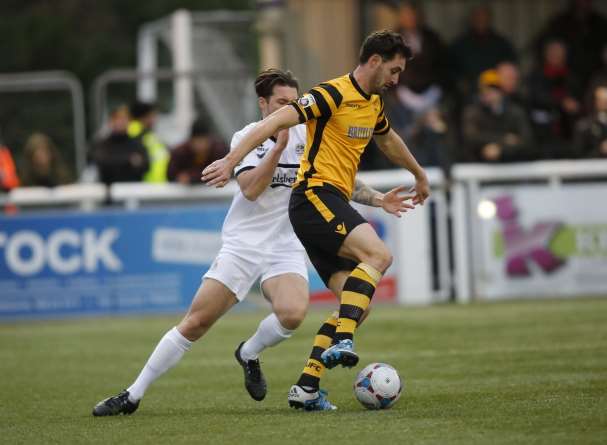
[256,144,268,159]
[297,93,316,108]
[295,143,305,155]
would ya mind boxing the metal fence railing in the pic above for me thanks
[0,71,87,175]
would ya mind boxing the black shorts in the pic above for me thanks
[289,182,367,286]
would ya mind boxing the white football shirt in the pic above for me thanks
[220,122,307,255]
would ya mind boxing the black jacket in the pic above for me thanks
[92,132,149,185]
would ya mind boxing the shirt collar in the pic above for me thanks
[349,72,371,101]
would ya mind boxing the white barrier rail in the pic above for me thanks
[0,71,87,174]
[1,169,446,207]
[2,184,106,210]
[110,182,239,209]
[452,159,607,182]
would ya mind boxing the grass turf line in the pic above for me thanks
[0,298,606,444]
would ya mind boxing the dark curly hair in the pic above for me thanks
[254,68,299,99]
[359,30,413,64]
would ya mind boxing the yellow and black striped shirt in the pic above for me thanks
[290,72,390,199]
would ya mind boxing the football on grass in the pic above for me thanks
[354,363,403,410]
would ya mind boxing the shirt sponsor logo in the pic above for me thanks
[295,143,305,155]
[271,171,297,187]
[347,126,374,139]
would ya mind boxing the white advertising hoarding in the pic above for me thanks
[475,183,607,299]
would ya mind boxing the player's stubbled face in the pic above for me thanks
[373,55,406,94]
[264,85,299,116]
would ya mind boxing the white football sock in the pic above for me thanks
[239,313,293,361]
[127,327,192,402]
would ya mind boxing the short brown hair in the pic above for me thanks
[254,69,299,99]
[359,30,413,64]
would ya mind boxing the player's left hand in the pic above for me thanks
[411,172,430,205]
[201,157,233,187]
[380,185,415,218]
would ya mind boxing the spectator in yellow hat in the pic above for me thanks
[461,69,535,162]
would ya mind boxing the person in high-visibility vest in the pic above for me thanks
[0,142,20,192]
[0,138,20,214]
[127,101,169,183]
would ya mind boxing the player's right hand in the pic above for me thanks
[275,128,290,151]
[201,157,233,187]
[411,172,430,205]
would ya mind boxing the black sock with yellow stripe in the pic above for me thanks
[296,312,338,390]
[334,263,382,342]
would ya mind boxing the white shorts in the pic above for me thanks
[203,248,308,301]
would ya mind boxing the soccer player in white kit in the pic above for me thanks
[92,69,413,416]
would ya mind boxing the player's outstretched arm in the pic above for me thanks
[352,179,415,218]
[374,128,430,205]
[201,106,300,187]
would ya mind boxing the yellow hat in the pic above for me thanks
[479,69,501,88]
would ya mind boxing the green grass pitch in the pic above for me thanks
[1,298,606,444]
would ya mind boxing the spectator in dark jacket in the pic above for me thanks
[92,105,149,185]
[496,61,526,109]
[535,0,607,90]
[381,1,451,170]
[167,119,227,185]
[385,84,450,169]
[462,69,534,163]
[574,85,607,158]
[395,1,449,93]
[527,39,582,158]
[449,4,517,100]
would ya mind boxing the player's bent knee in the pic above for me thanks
[276,304,307,330]
[381,251,394,271]
[365,248,392,273]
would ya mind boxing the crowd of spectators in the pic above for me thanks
[0,101,227,194]
[2,0,607,193]
[379,0,607,171]
[90,100,227,190]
